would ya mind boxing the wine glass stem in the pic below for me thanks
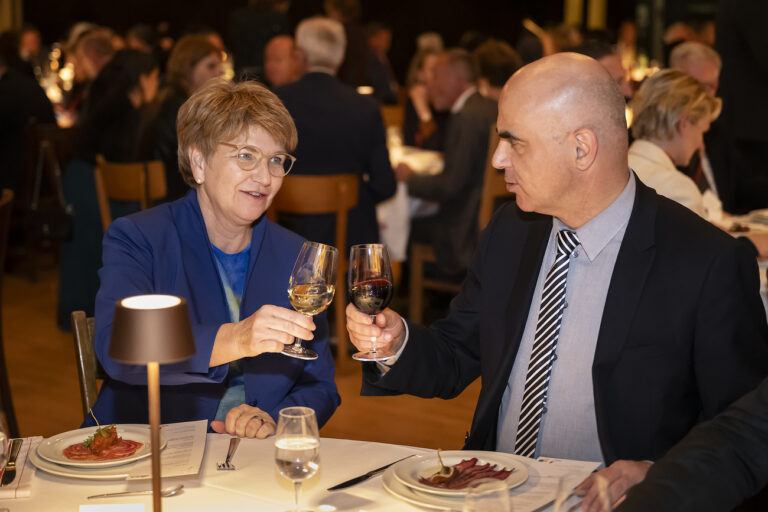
[294,481,302,512]
[370,315,377,356]
[293,314,312,350]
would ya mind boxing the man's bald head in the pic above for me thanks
[502,53,627,152]
[493,53,630,226]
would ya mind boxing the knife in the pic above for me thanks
[0,439,23,487]
[327,454,415,491]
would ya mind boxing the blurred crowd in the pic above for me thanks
[0,0,765,326]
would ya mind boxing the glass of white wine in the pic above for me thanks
[274,406,320,512]
[284,241,338,360]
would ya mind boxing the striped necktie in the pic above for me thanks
[514,229,580,458]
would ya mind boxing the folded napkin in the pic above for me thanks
[0,436,43,499]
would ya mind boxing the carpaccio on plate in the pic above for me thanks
[418,457,513,489]
[62,425,143,461]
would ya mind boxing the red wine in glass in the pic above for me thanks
[349,244,395,361]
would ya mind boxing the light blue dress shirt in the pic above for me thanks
[496,172,636,462]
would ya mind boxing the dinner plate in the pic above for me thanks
[382,467,461,510]
[29,448,137,480]
[391,450,528,497]
[37,424,166,468]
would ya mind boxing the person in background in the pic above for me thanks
[227,0,291,81]
[365,22,398,105]
[126,24,156,55]
[274,16,395,251]
[568,39,633,99]
[402,47,449,150]
[628,69,720,219]
[669,42,723,207]
[394,48,497,279]
[64,27,115,120]
[0,32,55,197]
[87,78,340,435]
[57,49,159,330]
[18,25,44,76]
[712,0,768,214]
[145,34,222,202]
[347,53,768,512]
[325,0,368,88]
[473,39,522,102]
[263,35,298,88]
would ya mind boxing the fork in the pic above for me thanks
[217,437,240,470]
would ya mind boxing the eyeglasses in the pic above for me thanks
[219,142,296,177]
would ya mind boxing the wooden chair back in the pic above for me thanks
[94,155,167,232]
[71,310,104,419]
[0,189,19,437]
[381,104,405,129]
[409,126,512,324]
[268,174,359,370]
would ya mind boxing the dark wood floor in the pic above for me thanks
[2,267,480,449]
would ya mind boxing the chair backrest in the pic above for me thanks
[477,127,513,230]
[268,174,359,370]
[381,104,405,129]
[71,310,102,419]
[94,155,167,232]
[0,189,19,437]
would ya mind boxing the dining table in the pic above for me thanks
[3,432,598,511]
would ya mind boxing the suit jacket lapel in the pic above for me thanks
[592,180,657,460]
[470,213,551,449]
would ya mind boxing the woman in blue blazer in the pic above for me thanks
[85,79,340,438]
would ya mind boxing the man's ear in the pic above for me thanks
[573,128,598,171]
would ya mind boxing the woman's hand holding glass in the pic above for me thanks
[211,305,316,366]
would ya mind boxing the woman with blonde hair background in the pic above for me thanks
[628,69,722,219]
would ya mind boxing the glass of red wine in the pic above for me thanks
[348,244,395,361]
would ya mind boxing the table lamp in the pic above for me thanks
[109,294,195,511]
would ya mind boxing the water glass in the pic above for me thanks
[463,478,512,512]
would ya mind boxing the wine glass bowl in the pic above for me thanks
[348,244,395,361]
[284,241,338,360]
[274,406,320,512]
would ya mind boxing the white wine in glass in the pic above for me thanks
[274,406,320,512]
[284,241,338,360]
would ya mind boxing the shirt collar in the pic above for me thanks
[451,86,477,114]
[554,172,636,262]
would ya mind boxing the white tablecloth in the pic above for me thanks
[3,435,593,511]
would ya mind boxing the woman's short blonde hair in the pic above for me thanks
[630,69,722,141]
[176,78,298,187]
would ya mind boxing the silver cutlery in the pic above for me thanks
[217,437,240,470]
[87,484,184,499]
[0,439,23,487]
[327,454,415,491]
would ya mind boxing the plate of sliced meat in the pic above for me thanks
[391,450,528,497]
[37,424,166,468]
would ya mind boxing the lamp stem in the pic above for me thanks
[147,361,162,512]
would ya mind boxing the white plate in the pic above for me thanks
[29,448,136,480]
[382,466,461,510]
[392,450,528,497]
[37,425,166,468]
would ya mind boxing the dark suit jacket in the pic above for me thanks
[275,72,396,250]
[618,377,768,512]
[407,92,497,274]
[363,178,768,464]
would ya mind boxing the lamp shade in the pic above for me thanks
[109,295,196,364]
